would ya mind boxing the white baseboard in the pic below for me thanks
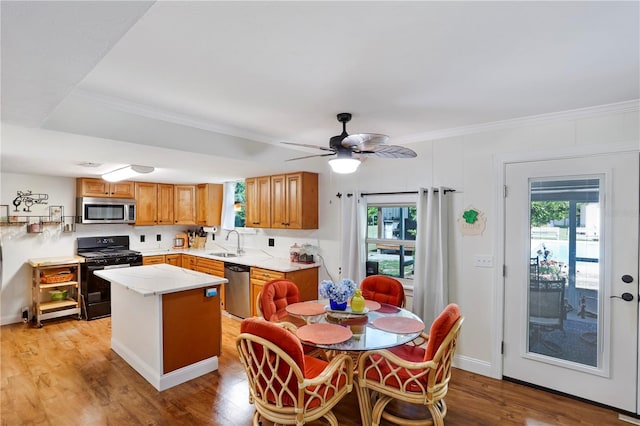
[620,415,640,425]
[453,354,494,378]
[1,313,25,326]
[111,337,218,391]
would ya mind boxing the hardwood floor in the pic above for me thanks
[1,313,628,425]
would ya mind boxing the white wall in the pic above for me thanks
[1,108,638,379]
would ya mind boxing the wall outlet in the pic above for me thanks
[156,234,161,242]
[474,255,494,268]
[140,235,145,243]
[268,238,275,247]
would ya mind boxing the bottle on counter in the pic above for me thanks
[289,243,300,262]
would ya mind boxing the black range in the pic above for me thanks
[77,235,142,320]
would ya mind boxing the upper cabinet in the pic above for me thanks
[245,176,271,228]
[196,183,223,226]
[157,184,175,225]
[135,183,174,226]
[246,172,318,229]
[76,178,135,198]
[174,185,196,225]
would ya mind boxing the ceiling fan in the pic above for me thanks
[282,113,417,174]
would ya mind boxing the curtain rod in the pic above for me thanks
[335,188,456,198]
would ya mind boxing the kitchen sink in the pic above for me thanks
[209,252,238,258]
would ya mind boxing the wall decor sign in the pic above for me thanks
[12,190,48,212]
[458,206,486,236]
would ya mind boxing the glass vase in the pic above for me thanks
[329,299,347,311]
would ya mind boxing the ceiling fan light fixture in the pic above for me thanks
[102,164,155,182]
[328,157,360,174]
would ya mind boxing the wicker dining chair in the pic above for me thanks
[357,304,464,426]
[360,275,406,307]
[236,317,353,426]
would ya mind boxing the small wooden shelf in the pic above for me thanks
[39,299,78,313]
[30,259,82,327]
[38,281,78,290]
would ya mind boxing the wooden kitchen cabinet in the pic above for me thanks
[157,184,175,225]
[135,182,158,225]
[271,172,318,229]
[143,255,166,266]
[165,254,181,266]
[196,258,226,310]
[196,183,223,226]
[135,183,174,225]
[77,178,135,198]
[143,254,181,267]
[249,266,319,317]
[182,254,197,271]
[174,185,196,225]
[245,176,271,228]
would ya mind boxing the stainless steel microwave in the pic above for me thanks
[76,197,136,224]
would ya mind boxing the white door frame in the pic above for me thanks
[492,142,639,381]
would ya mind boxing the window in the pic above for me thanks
[234,181,246,228]
[366,203,416,279]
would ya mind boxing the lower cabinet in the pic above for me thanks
[250,266,319,317]
[142,255,166,266]
[196,258,226,310]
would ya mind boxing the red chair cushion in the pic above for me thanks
[365,344,428,392]
[425,303,460,361]
[260,279,300,321]
[363,304,461,392]
[360,275,405,307]
[240,318,346,409]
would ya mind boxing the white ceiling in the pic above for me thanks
[1,1,638,183]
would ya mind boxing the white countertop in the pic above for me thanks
[138,248,320,273]
[94,264,227,297]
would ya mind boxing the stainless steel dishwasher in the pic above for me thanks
[224,263,251,318]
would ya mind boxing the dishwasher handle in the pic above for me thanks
[225,263,250,273]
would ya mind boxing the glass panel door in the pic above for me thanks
[528,178,601,367]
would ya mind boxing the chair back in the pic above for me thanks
[529,278,565,330]
[236,317,305,408]
[259,279,300,321]
[360,275,405,307]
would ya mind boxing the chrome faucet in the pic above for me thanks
[226,230,244,255]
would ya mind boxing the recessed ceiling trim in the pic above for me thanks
[396,99,640,144]
[72,88,274,144]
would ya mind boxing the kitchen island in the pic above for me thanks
[95,264,227,391]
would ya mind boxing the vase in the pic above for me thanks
[350,289,366,313]
[329,299,347,311]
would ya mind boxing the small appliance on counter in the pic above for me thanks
[174,233,188,249]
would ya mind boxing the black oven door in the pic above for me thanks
[82,263,130,320]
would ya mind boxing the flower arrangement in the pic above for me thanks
[536,243,563,278]
[319,279,356,304]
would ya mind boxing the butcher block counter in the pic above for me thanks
[95,264,227,391]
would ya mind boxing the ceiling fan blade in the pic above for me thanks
[342,133,389,150]
[281,142,334,152]
[286,152,336,162]
[355,144,417,158]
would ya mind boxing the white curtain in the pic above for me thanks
[340,192,366,283]
[413,187,450,326]
[221,181,236,231]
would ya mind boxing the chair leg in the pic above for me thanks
[371,395,393,426]
[428,401,445,426]
[324,410,339,426]
[252,411,261,426]
[355,381,373,426]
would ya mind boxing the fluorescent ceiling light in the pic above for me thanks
[328,158,360,174]
[102,165,155,182]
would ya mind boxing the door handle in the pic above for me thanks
[610,292,634,302]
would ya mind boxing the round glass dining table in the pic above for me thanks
[275,298,424,351]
